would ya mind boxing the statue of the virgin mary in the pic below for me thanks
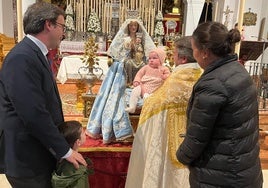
[85,11,155,144]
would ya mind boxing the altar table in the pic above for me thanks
[57,55,109,84]
[79,137,132,188]
[56,55,109,108]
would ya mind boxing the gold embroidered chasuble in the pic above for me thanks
[125,63,202,188]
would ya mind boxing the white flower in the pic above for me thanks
[154,11,164,36]
[87,12,101,33]
[65,4,74,15]
[154,21,165,36]
[156,11,163,21]
[65,15,75,31]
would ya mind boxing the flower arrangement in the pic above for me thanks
[87,12,101,33]
[154,11,165,37]
[65,4,74,15]
[81,36,99,68]
[65,15,75,31]
[65,4,75,31]
[79,36,102,95]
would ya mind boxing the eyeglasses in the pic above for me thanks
[55,22,66,32]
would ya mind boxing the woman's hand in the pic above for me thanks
[159,67,170,80]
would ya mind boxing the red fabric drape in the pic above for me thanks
[82,151,130,188]
[80,137,132,188]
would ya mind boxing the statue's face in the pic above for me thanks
[128,21,139,34]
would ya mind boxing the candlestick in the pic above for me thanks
[235,0,246,55]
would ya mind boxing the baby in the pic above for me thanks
[125,47,170,113]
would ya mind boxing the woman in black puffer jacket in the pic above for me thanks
[177,22,263,188]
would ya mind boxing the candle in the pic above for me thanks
[83,1,85,31]
[166,22,169,36]
[109,3,112,33]
[76,3,79,31]
[235,0,246,55]
[151,8,155,36]
[17,0,23,42]
[139,1,141,17]
[148,8,151,34]
[80,2,82,31]
[213,0,218,21]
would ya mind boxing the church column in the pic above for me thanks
[183,0,205,36]
[16,0,35,41]
[234,0,245,55]
[0,1,3,33]
[17,0,23,41]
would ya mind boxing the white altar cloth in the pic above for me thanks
[57,55,109,84]
[59,41,84,53]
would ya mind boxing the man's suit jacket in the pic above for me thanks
[0,37,70,177]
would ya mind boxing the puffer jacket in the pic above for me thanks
[177,54,263,188]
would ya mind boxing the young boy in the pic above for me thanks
[51,121,93,188]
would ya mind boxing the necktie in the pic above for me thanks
[45,53,54,76]
[46,53,51,65]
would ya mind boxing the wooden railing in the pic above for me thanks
[245,61,268,110]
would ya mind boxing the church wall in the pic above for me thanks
[243,0,264,41]
[0,0,13,37]
[242,0,268,64]
[222,0,239,30]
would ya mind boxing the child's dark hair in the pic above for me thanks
[58,121,82,148]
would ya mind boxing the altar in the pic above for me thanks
[56,54,109,109]
[79,137,132,188]
[57,55,109,84]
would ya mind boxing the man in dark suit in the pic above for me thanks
[0,2,87,188]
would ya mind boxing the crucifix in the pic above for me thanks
[204,0,212,22]
[223,6,234,27]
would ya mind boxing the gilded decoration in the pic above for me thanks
[243,8,257,26]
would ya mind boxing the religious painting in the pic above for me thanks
[243,9,257,26]
[96,35,106,54]
[163,13,181,35]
